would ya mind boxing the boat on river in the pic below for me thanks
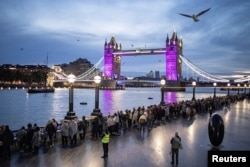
[27,87,55,93]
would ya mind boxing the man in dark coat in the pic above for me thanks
[45,120,56,148]
[2,125,14,160]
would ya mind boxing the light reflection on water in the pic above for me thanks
[0,87,234,130]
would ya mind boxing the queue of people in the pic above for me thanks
[103,94,246,134]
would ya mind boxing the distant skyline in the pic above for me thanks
[0,0,249,79]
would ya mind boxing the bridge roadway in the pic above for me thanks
[2,100,250,167]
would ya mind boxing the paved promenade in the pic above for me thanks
[2,99,250,167]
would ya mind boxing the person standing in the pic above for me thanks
[78,120,85,141]
[61,120,69,147]
[52,118,58,141]
[2,125,14,160]
[32,127,41,154]
[101,129,110,158]
[92,118,99,140]
[69,119,78,146]
[16,126,27,152]
[26,123,34,152]
[170,132,182,165]
[45,120,56,148]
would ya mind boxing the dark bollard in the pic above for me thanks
[208,114,224,147]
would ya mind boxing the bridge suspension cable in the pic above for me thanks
[76,57,104,80]
[179,55,229,83]
[234,76,250,83]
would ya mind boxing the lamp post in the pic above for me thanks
[244,84,247,94]
[249,84,250,94]
[237,83,240,95]
[160,78,166,105]
[92,75,101,115]
[192,81,196,101]
[227,83,230,97]
[213,82,217,99]
[65,74,77,120]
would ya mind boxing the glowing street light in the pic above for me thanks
[237,83,240,95]
[227,83,230,97]
[92,75,101,115]
[213,82,217,98]
[192,81,196,101]
[65,74,77,120]
[160,78,166,105]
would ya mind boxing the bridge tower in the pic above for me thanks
[104,35,122,79]
[166,31,183,81]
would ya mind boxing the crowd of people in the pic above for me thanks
[103,94,241,133]
[0,93,249,162]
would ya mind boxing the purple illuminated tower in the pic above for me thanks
[166,31,183,81]
[104,35,122,79]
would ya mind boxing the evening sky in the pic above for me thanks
[0,0,249,78]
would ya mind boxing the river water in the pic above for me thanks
[0,87,237,130]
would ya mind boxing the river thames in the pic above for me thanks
[0,87,237,130]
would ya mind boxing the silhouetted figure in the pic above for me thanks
[16,126,27,152]
[26,123,34,152]
[45,120,56,148]
[2,125,14,160]
[78,117,87,140]
[32,127,41,154]
[92,118,99,140]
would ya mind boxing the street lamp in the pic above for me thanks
[244,84,247,94]
[192,81,196,101]
[160,78,166,105]
[227,83,230,97]
[65,74,77,120]
[249,84,250,94]
[213,82,217,98]
[92,75,101,115]
[237,83,240,95]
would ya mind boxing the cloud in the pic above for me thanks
[0,0,249,78]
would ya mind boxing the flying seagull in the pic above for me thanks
[179,8,211,22]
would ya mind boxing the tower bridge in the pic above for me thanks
[104,31,183,82]
[52,30,250,88]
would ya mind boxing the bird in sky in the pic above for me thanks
[20,48,23,51]
[179,8,211,22]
